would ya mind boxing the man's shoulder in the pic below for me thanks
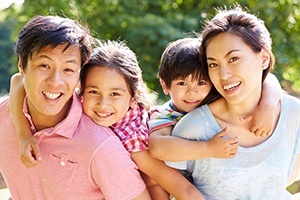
[78,114,116,138]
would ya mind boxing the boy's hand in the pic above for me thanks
[240,105,275,137]
[20,135,41,169]
[207,127,239,158]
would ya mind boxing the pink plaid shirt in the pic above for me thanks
[111,104,149,152]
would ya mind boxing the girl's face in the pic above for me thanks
[206,33,269,105]
[81,66,135,127]
[160,74,212,113]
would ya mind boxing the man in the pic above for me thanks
[0,15,150,200]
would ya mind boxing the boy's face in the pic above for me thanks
[19,44,81,127]
[160,74,212,113]
[81,66,135,127]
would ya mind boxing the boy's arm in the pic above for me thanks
[9,73,41,168]
[149,126,238,161]
[241,73,282,136]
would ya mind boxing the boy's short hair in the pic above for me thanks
[158,37,209,88]
[15,15,92,71]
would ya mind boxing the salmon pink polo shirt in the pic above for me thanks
[0,94,146,200]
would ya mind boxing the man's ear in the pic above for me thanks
[159,78,169,95]
[17,56,24,75]
[260,49,270,70]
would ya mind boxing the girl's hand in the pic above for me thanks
[20,135,41,168]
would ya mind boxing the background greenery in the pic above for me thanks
[1,0,300,101]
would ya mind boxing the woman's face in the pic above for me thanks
[205,33,268,105]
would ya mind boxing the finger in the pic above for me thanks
[216,127,229,137]
[228,136,239,145]
[32,144,42,161]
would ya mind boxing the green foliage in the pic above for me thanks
[1,0,300,99]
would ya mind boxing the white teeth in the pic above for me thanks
[223,82,241,91]
[42,91,61,100]
[96,112,112,117]
[185,100,198,103]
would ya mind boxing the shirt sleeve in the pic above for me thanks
[91,136,146,200]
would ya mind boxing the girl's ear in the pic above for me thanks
[260,49,270,70]
[129,98,137,109]
[159,78,169,95]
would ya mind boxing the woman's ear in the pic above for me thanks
[159,78,169,95]
[260,49,270,70]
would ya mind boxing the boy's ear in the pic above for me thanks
[159,78,169,95]
[260,49,270,70]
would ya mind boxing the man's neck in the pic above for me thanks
[29,98,72,131]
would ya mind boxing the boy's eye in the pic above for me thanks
[177,81,186,86]
[198,81,207,85]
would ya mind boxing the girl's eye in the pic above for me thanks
[229,57,239,63]
[88,90,99,95]
[111,92,120,97]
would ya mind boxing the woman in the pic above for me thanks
[166,5,300,200]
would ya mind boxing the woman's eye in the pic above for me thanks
[229,57,239,63]
[208,63,217,68]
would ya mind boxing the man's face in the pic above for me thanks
[19,44,81,127]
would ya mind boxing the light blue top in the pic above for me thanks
[167,94,300,200]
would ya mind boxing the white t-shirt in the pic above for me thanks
[167,94,300,200]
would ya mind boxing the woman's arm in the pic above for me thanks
[9,73,41,168]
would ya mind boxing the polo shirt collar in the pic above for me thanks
[23,94,82,139]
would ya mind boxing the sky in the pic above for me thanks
[0,0,24,10]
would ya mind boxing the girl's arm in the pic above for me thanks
[241,73,283,136]
[149,126,238,161]
[131,150,206,200]
[9,73,41,168]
